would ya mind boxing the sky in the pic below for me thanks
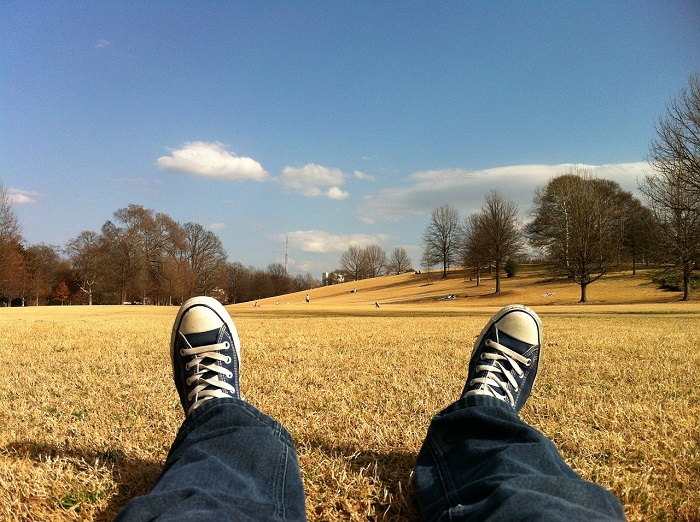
[2,1,700,276]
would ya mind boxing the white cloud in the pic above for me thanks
[358,162,650,224]
[353,170,375,181]
[209,223,225,230]
[157,142,269,181]
[8,189,40,204]
[326,186,350,200]
[285,230,391,253]
[95,39,111,49]
[279,163,350,199]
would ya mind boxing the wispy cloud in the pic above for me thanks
[209,223,225,230]
[8,188,40,204]
[279,163,350,199]
[358,162,650,224]
[94,39,111,49]
[353,170,375,181]
[157,141,269,181]
[285,230,391,253]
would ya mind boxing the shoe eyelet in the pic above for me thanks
[525,359,532,367]
[225,356,232,364]
[227,371,233,378]
[180,349,186,356]
[480,353,486,359]
[224,341,230,349]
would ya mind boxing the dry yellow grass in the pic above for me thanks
[0,270,698,521]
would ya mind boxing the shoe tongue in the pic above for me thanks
[495,329,532,355]
[184,328,221,350]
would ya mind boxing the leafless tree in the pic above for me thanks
[460,213,490,286]
[422,203,459,278]
[183,222,228,297]
[25,244,62,306]
[66,231,102,305]
[649,72,700,195]
[267,262,292,295]
[363,244,387,278]
[643,73,700,300]
[622,197,660,275]
[527,169,627,303]
[387,247,412,275]
[0,181,21,244]
[472,191,523,294]
[641,166,700,300]
[340,245,366,281]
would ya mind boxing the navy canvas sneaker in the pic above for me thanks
[170,296,242,416]
[462,305,542,412]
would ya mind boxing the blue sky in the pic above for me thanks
[2,1,699,276]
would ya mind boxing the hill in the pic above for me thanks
[235,266,698,315]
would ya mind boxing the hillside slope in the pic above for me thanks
[235,267,697,313]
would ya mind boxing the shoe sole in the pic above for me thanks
[170,296,242,380]
[470,304,543,395]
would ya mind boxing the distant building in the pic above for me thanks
[322,271,346,285]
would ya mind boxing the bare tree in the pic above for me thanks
[183,222,228,297]
[224,261,250,304]
[622,197,660,275]
[340,245,366,281]
[387,247,412,275]
[641,166,700,300]
[363,244,387,278]
[649,72,700,195]
[460,213,490,286]
[25,244,61,306]
[472,191,523,294]
[0,246,27,306]
[0,181,21,244]
[66,231,102,305]
[527,169,627,303]
[423,203,459,278]
[267,262,292,296]
[293,273,318,291]
[643,73,700,300]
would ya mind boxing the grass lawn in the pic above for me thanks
[1,269,698,520]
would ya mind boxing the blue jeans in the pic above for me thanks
[117,396,625,521]
[115,398,307,521]
[415,395,626,521]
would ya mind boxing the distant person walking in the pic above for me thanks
[116,298,625,521]
[305,294,310,303]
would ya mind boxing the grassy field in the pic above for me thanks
[1,269,699,521]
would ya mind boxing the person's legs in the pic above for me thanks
[415,305,625,522]
[116,297,307,521]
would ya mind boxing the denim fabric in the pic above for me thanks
[415,395,626,522]
[115,398,307,521]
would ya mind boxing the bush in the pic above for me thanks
[652,271,700,291]
[505,258,519,278]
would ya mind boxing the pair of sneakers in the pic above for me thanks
[171,297,542,416]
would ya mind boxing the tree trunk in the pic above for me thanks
[682,271,691,301]
[494,261,501,294]
[579,282,588,303]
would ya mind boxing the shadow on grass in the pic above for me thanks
[302,437,421,520]
[2,440,163,520]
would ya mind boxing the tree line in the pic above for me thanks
[0,200,320,306]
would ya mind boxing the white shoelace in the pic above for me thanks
[465,339,532,407]
[180,340,236,414]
